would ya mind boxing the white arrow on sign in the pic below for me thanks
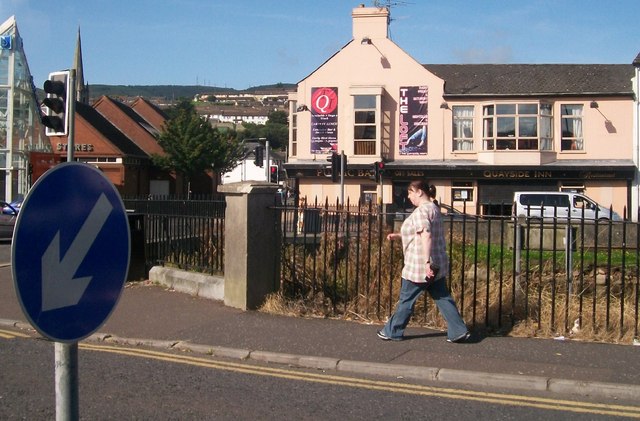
[41,193,113,312]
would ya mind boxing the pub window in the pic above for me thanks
[452,181,473,201]
[540,104,553,150]
[291,105,298,157]
[482,103,552,151]
[353,94,378,156]
[452,106,474,151]
[560,184,585,193]
[360,184,378,205]
[561,104,584,151]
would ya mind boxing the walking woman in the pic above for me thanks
[377,180,470,343]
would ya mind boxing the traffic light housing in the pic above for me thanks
[377,161,385,179]
[327,152,340,183]
[41,71,71,136]
[372,161,386,182]
[269,165,278,183]
[253,146,264,167]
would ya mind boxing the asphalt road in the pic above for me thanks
[0,331,636,420]
[3,239,640,419]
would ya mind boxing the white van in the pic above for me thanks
[512,191,622,221]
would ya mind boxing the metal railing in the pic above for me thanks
[276,200,640,341]
[123,195,225,275]
[123,193,640,341]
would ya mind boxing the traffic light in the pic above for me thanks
[41,71,71,136]
[377,161,385,178]
[269,165,278,183]
[253,146,264,167]
[372,161,386,182]
[327,152,340,183]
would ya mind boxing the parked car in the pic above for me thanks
[512,191,622,221]
[440,203,478,221]
[2,196,22,215]
[0,200,19,240]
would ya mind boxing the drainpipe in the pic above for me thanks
[633,56,640,221]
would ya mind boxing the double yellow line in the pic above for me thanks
[0,328,31,339]
[80,343,640,418]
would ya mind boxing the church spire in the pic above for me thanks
[74,27,89,104]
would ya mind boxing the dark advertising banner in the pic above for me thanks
[310,87,338,154]
[399,86,428,155]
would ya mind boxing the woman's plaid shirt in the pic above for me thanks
[400,201,449,283]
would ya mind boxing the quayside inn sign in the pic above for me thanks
[482,170,552,179]
[302,166,631,181]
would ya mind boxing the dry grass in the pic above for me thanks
[268,218,640,345]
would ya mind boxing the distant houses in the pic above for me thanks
[193,90,289,128]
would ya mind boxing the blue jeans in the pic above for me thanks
[382,277,468,340]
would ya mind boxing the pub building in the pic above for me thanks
[284,5,639,218]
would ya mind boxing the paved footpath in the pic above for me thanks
[1,275,639,401]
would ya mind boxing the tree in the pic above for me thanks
[153,102,243,193]
[164,99,195,119]
[267,110,288,125]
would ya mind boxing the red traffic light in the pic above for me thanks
[269,165,278,183]
[371,161,386,182]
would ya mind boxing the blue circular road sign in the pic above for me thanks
[12,162,131,342]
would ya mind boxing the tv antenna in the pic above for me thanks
[372,1,411,36]
[373,0,411,14]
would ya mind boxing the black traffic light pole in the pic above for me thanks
[327,151,347,204]
[371,161,385,206]
[66,69,76,162]
[340,151,345,205]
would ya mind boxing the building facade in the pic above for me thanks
[285,5,639,218]
[0,16,52,202]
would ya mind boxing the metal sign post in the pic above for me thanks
[13,74,130,418]
[13,163,130,420]
[55,342,78,420]
[59,68,77,421]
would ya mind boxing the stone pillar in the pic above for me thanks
[218,182,281,310]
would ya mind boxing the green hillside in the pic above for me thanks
[87,83,295,100]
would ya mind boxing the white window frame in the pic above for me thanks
[560,104,584,151]
[452,105,474,151]
[482,102,553,151]
[350,86,382,156]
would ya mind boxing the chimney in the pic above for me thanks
[352,5,389,41]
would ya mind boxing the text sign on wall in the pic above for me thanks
[310,87,338,154]
[399,86,428,155]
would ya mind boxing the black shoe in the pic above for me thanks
[447,331,471,343]
[377,330,403,341]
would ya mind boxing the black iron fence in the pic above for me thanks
[123,193,640,341]
[123,195,225,275]
[277,200,640,342]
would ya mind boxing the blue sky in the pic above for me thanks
[3,0,639,90]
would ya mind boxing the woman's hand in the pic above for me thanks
[425,261,435,278]
[386,233,401,241]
